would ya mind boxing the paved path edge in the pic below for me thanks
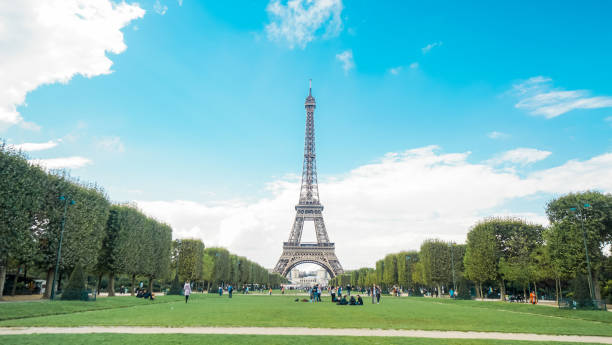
[0,326,611,344]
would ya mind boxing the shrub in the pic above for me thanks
[61,264,88,301]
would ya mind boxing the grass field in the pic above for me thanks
[1,294,610,337]
[0,334,605,345]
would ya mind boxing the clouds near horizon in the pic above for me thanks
[137,146,612,269]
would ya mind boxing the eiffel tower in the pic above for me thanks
[273,81,344,278]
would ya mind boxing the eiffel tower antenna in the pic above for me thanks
[273,82,344,278]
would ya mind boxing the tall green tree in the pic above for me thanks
[177,239,204,283]
[546,191,612,300]
[0,145,46,297]
[464,223,497,298]
[383,254,398,286]
[420,239,452,296]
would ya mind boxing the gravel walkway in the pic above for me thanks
[0,326,611,343]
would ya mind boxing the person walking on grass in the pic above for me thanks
[372,285,376,304]
[376,285,381,304]
[228,284,233,298]
[184,280,191,303]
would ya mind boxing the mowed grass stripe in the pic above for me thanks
[0,295,183,322]
[0,295,610,337]
[0,333,606,345]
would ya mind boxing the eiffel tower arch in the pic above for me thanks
[274,81,344,278]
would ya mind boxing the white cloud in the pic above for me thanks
[265,0,343,49]
[30,156,92,169]
[154,0,167,15]
[487,148,551,166]
[178,0,183,6]
[422,41,443,54]
[513,76,612,118]
[389,63,417,75]
[96,136,125,152]
[389,66,402,75]
[487,131,510,139]
[335,50,354,74]
[137,146,612,269]
[0,0,145,129]
[12,139,61,152]
[606,116,612,127]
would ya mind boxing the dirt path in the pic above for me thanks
[0,326,611,343]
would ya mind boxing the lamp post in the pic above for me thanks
[570,203,595,301]
[449,243,456,293]
[50,195,75,300]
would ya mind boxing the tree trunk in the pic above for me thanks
[131,274,135,296]
[10,266,19,296]
[437,284,442,298]
[499,280,506,301]
[593,271,602,300]
[207,281,210,293]
[533,281,538,299]
[477,282,482,299]
[108,272,115,297]
[148,277,154,292]
[44,268,54,299]
[523,286,527,303]
[0,262,6,298]
[96,273,103,296]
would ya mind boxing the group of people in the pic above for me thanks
[135,288,155,300]
[336,294,363,305]
[368,285,382,304]
[309,284,323,302]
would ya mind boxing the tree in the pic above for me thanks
[0,145,46,297]
[375,260,384,286]
[383,254,398,287]
[396,251,418,290]
[35,174,110,298]
[420,239,452,296]
[464,218,544,300]
[177,239,204,283]
[546,191,612,300]
[464,223,497,299]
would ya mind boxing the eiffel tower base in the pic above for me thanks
[274,242,344,278]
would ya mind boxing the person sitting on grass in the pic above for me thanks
[349,295,357,305]
[356,295,363,305]
[136,289,144,298]
[336,295,348,305]
[142,289,155,300]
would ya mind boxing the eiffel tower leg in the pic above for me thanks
[314,216,330,243]
[287,215,304,243]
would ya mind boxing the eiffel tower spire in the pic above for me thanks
[274,81,344,278]
[299,78,320,205]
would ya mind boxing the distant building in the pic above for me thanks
[287,268,329,287]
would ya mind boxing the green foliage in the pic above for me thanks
[61,264,87,301]
[383,254,398,286]
[176,239,204,282]
[546,191,612,299]
[420,239,453,289]
[464,223,497,286]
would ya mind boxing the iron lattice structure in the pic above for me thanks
[273,82,344,278]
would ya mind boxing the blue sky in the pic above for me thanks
[2,0,611,268]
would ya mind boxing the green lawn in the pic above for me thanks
[0,334,605,345]
[0,295,610,337]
